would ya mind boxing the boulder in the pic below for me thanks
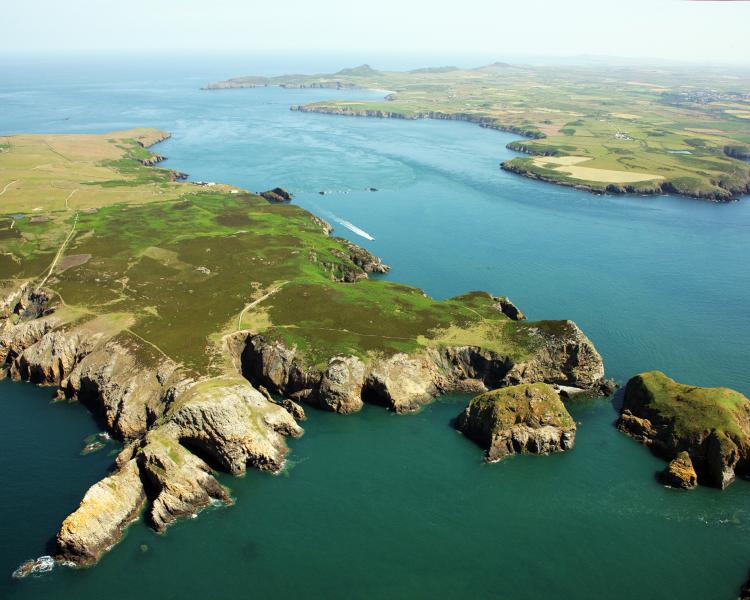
[280,398,306,421]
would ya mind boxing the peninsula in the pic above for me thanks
[206,63,750,201]
[0,129,608,568]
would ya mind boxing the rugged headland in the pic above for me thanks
[0,129,610,569]
[206,64,750,201]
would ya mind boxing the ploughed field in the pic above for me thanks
[207,63,750,200]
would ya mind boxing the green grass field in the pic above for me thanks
[0,130,566,376]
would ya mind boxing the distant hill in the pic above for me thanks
[334,64,381,77]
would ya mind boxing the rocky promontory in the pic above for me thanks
[1,288,303,566]
[454,383,576,462]
[237,318,606,416]
[616,371,750,489]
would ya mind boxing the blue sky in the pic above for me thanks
[3,0,750,63]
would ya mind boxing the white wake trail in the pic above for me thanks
[333,217,375,241]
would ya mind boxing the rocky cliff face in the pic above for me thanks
[616,371,750,489]
[239,318,606,416]
[660,451,698,490]
[138,429,232,532]
[2,281,606,569]
[454,383,576,462]
[1,287,302,567]
[330,237,390,281]
[290,105,545,139]
[56,459,146,565]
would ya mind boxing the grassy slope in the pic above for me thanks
[0,130,563,375]
[210,64,750,200]
[627,371,750,440]
[470,382,574,433]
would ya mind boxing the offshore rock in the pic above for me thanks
[616,371,750,489]
[12,555,55,579]
[455,383,576,462]
[55,458,146,565]
[660,451,698,490]
[260,187,293,203]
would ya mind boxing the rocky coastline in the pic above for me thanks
[236,317,607,416]
[500,160,748,202]
[0,129,613,575]
[1,276,609,568]
[1,287,302,567]
[289,104,545,139]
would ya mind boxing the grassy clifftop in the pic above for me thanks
[0,129,591,377]
[207,63,750,201]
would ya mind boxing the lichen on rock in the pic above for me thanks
[454,382,576,462]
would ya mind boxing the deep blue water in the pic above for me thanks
[1,56,749,599]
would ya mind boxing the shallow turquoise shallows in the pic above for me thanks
[1,55,749,600]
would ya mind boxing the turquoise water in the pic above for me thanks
[1,57,750,598]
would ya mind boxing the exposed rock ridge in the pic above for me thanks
[140,154,166,167]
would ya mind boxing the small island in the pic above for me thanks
[616,371,750,489]
[455,382,576,462]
